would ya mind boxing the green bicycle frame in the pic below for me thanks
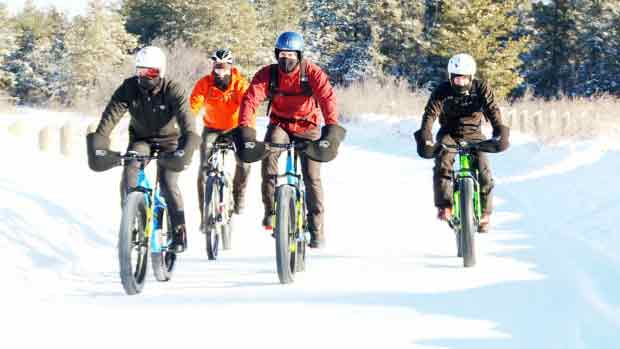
[452,152,482,223]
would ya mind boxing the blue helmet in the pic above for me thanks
[275,31,304,59]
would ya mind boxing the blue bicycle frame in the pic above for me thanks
[135,168,169,253]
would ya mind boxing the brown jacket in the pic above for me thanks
[420,79,504,138]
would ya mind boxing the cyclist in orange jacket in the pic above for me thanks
[189,49,252,231]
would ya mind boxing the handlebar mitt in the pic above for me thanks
[493,125,510,152]
[158,131,201,172]
[413,129,435,159]
[233,126,268,163]
[86,132,120,172]
[302,124,347,163]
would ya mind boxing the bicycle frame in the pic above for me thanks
[448,144,483,227]
[275,142,309,244]
[204,142,235,225]
[128,158,168,254]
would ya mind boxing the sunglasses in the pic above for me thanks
[136,67,160,79]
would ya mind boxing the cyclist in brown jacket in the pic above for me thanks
[415,53,509,233]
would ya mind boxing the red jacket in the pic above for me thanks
[238,60,338,134]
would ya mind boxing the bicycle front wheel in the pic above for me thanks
[151,207,176,282]
[204,176,220,260]
[459,177,477,267]
[274,185,297,284]
[118,192,149,295]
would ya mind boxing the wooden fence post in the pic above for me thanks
[39,126,53,152]
[60,122,74,156]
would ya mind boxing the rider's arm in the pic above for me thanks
[238,66,271,128]
[478,80,504,129]
[420,86,445,135]
[307,63,338,125]
[189,76,209,117]
[169,81,197,136]
[96,79,132,137]
[235,75,250,105]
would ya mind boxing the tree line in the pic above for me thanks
[1,0,618,107]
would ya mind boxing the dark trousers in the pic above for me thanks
[197,128,251,220]
[262,125,324,235]
[433,133,494,214]
[121,141,186,229]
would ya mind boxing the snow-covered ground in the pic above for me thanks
[0,109,618,349]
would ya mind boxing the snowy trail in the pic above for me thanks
[0,113,618,348]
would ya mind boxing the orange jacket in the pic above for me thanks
[189,67,250,130]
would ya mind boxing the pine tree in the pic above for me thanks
[4,1,60,104]
[65,0,137,104]
[430,0,530,99]
[301,0,340,66]
[573,0,620,96]
[122,0,260,70]
[0,4,18,91]
[255,0,303,65]
[525,1,578,98]
[121,0,172,44]
[372,0,428,86]
[301,0,385,85]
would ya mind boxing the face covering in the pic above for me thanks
[214,74,231,91]
[450,74,471,95]
[138,76,161,91]
[278,57,299,73]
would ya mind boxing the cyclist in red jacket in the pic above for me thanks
[236,31,344,248]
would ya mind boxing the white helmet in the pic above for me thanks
[211,48,233,65]
[135,46,167,78]
[447,53,476,76]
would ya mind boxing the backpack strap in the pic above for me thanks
[266,64,279,116]
[299,60,313,97]
[265,60,314,117]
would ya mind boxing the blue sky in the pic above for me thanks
[2,0,90,16]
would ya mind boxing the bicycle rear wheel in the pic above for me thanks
[118,192,149,295]
[275,185,297,284]
[204,176,220,260]
[295,192,307,273]
[221,177,233,251]
[459,177,477,267]
[151,207,176,281]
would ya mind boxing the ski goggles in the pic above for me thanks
[136,67,161,79]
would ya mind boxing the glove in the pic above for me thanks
[492,125,510,152]
[413,129,434,159]
[233,126,268,163]
[86,132,121,172]
[302,124,347,162]
[158,131,201,172]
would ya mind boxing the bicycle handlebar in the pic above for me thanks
[266,141,309,150]
[438,138,499,153]
[210,141,236,151]
[95,149,175,164]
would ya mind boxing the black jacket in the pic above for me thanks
[96,77,195,146]
[420,79,504,139]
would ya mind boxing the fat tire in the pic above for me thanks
[118,192,149,295]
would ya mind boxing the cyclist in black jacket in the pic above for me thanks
[94,46,199,252]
